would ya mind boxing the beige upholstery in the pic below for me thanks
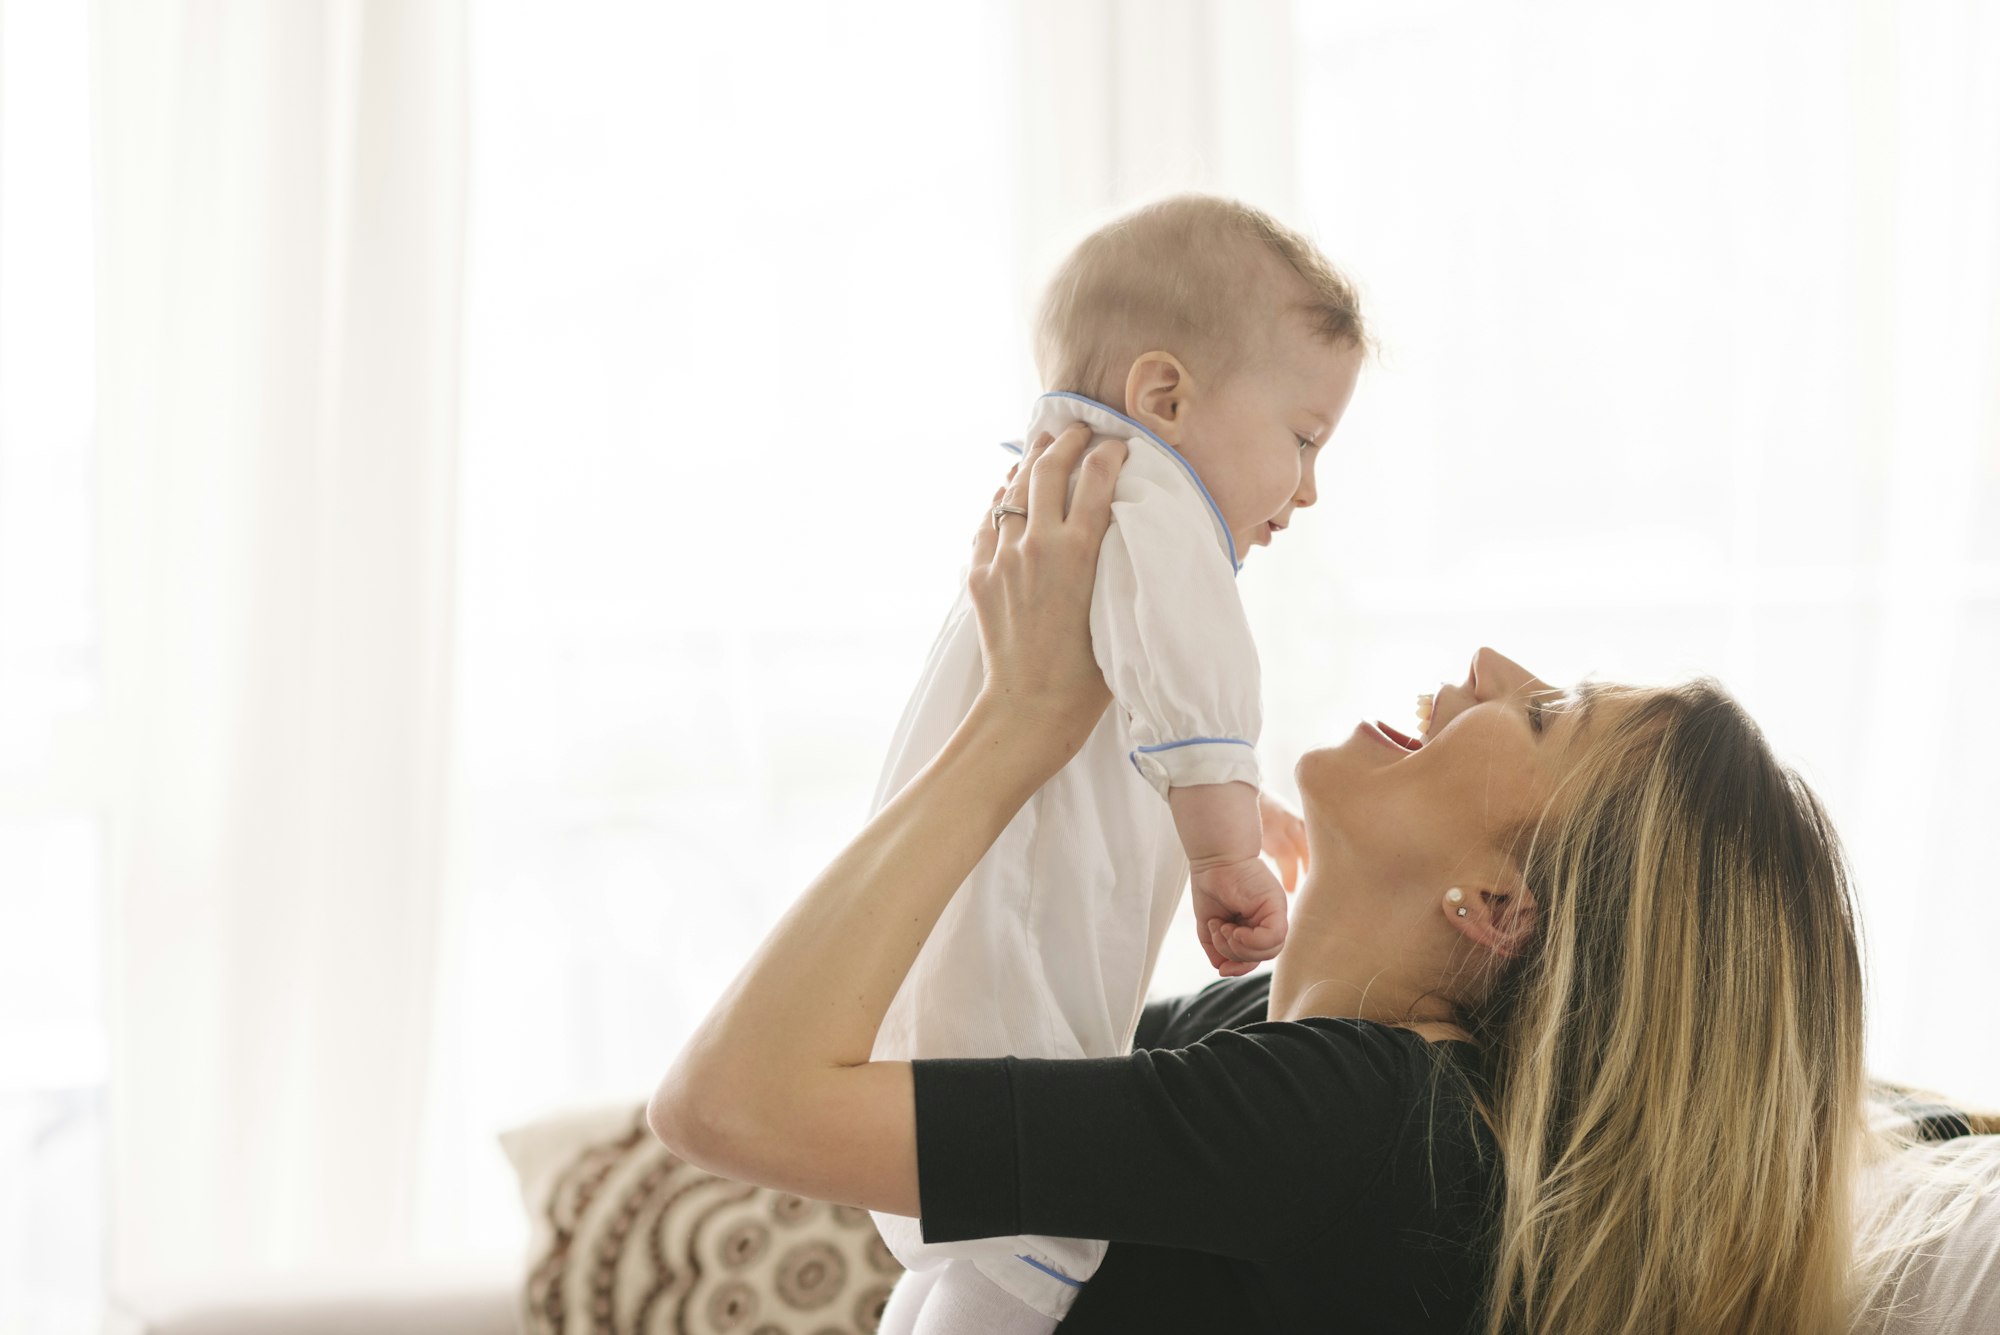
[102,1100,904,1335]
[101,1107,1999,1333]
[1855,1135,2000,1334]
[498,1100,903,1334]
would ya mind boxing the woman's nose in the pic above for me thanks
[1470,646,1534,699]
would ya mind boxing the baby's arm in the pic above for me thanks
[1076,431,1273,974]
[1169,780,1289,976]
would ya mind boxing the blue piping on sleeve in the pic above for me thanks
[1015,1255,1086,1289]
[1134,737,1255,753]
[1128,736,1256,778]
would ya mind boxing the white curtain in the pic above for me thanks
[0,3,104,1332]
[428,0,2000,1268]
[92,0,467,1297]
[414,0,1309,1261]
[1015,0,1297,276]
[421,0,1028,1261]
[75,0,2000,1306]
[1267,0,2000,1101]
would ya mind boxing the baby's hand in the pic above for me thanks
[1189,857,1290,978]
[1258,791,1310,893]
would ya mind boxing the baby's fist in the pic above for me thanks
[1190,857,1290,978]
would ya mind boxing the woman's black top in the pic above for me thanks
[910,973,1500,1333]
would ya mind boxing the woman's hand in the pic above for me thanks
[1258,790,1311,894]
[647,422,1125,1217]
[967,422,1127,758]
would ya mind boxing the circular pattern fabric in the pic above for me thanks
[500,1102,903,1334]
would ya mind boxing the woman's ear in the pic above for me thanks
[1124,351,1193,445]
[1447,881,1538,960]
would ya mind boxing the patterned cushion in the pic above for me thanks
[499,1102,903,1334]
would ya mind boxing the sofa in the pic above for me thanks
[106,1100,904,1335]
[104,1091,2000,1334]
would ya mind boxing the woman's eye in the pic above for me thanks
[1296,435,1317,451]
[1528,699,1546,733]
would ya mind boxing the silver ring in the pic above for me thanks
[991,503,1028,531]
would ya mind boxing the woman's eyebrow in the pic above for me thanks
[1529,688,1565,731]
[1552,687,1596,732]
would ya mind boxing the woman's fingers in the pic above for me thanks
[1027,421,1095,533]
[970,481,1005,566]
[993,434,1052,546]
[1275,824,1308,894]
[995,422,1126,548]
[1065,432,1126,532]
[963,419,1118,752]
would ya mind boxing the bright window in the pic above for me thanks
[435,0,1026,1253]
[0,0,104,1329]
[1283,0,2000,1101]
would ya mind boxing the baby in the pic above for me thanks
[870,194,1367,1335]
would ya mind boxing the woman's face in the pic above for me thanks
[1294,648,1586,901]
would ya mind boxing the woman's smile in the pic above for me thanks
[1360,719,1423,753]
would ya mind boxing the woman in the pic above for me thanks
[649,424,1898,1333]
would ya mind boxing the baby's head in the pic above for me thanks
[1036,194,1367,560]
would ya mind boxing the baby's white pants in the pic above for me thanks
[878,1261,1063,1335]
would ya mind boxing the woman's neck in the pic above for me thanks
[1266,885,1473,1043]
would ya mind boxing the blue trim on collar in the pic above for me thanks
[1035,392,1241,576]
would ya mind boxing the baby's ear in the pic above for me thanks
[1124,351,1192,445]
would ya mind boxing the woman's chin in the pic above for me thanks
[1293,735,1401,864]
[1297,725,1399,784]
[1293,746,1335,794]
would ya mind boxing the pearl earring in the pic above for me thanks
[1446,887,1469,918]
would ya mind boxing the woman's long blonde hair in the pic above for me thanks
[1454,677,1894,1335]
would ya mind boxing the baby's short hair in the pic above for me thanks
[1034,194,1367,405]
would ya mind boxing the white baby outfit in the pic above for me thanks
[868,393,1264,1326]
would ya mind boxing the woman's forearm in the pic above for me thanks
[650,423,1120,1205]
[650,696,1078,1150]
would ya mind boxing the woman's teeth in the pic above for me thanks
[1415,693,1435,738]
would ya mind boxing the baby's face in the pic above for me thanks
[1174,325,1363,562]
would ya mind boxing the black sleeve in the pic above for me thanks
[912,1018,1410,1262]
[1132,994,1191,1050]
[1133,974,1270,1050]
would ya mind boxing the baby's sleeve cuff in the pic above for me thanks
[1128,737,1261,800]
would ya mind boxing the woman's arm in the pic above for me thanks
[647,423,1125,1216]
